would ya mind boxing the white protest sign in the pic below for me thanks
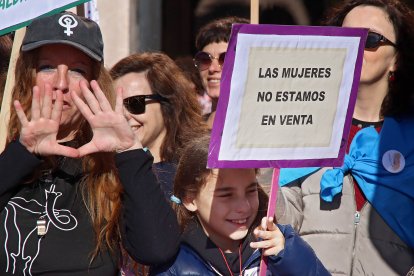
[208,24,367,168]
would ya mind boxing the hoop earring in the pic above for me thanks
[388,71,395,82]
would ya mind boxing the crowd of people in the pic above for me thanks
[0,0,413,275]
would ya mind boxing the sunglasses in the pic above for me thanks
[365,31,396,49]
[193,51,226,71]
[123,94,167,115]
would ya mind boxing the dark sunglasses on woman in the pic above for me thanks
[365,31,396,49]
[123,94,168,115]
[193,51,226,71]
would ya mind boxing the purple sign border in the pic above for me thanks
[208,24,367,169]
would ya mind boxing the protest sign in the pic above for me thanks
[0,0,90,36]
[208,24,367,169]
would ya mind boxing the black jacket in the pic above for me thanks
[0,141,180,275]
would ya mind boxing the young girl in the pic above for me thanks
[151,135,329,275]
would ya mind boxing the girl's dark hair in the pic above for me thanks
[323,0,414,117]
[173,134,268,233]
[195,16,250,51]
[110,52,208,163]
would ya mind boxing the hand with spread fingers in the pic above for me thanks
[14,84,79,158]
[72,80,142,157]
[250,217,285,256]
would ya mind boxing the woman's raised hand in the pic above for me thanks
[72,80,142,157]
[14,84,80,158]
[250,216,285,256]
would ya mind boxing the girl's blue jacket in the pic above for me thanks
[152,224,330,276]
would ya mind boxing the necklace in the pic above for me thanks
[36,170,53,237]
[217,243,242,276]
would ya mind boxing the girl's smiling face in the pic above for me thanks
[184,168,259,252]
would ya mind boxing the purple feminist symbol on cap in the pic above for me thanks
[58,14,78,36]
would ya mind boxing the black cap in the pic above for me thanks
[22,11,103,62]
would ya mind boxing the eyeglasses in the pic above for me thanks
[123,94,167,115]
[193,51,226,71]
[365,31,396,49]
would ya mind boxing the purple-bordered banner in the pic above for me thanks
[208,24,367,168]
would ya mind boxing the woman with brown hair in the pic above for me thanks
[110,52,208,198]
[0,12,179,275]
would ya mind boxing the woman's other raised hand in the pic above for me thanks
[72,80,142,157]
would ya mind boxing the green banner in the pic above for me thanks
[0,0,90,36]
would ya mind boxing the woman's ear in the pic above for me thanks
[182,196,197,212]
[389,52,398,73]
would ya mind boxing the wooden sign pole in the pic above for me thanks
[259,169,279,276]
[0,27,26,153]
[250,0,259,24]
[250,1,272,275]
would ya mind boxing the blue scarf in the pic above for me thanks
[321,117,414,248]
[279,167,319,186]
[279,117,414,248]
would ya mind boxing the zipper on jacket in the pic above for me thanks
[241,249,261,275]
[354,211,360,224]
[349,174,359,275]
[349,174,368,275]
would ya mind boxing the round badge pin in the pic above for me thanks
[382,150,405,173]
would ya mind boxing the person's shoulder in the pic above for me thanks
[269,224,330,275]
[151,244,214,275]
[172,244,214,274]
[153,161,177,173]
